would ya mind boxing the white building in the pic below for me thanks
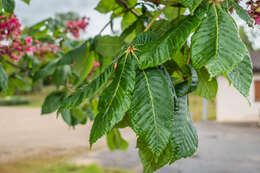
[217,52,260,123]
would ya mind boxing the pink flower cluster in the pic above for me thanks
[0,14,21,41]
[66,17,89,38]
[247,0,260,25]
[0,36,59,61]
[0,15,60,61]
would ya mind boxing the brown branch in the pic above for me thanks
[5,60,31,72]
[144,5,168,32]
[186,54,191,64]
[115,0,140,17]
[144,0,185,7]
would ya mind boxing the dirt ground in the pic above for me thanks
[0,107,135,163]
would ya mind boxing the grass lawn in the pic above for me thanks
[39,163,133,173]
[20,85,56,107]
[0,155,133,173]
[13,86,216,120]
[189,94,216,121]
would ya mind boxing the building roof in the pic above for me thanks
[250,51,260,72]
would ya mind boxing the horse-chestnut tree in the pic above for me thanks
[0,0,258,172]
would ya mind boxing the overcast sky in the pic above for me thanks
[15,0,260,49]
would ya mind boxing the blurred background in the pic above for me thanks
[0,0,260,173]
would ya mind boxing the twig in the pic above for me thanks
[5,60,31,72]
[144,5,168,32]
[186,54,191,64]
[98,20,111,35]
[116,0,139,17]
[144,0,184,7]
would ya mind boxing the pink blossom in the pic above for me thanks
[25,37,33,45]
[66,16,89,39]
[18,51,24,57]
[26,46,35,53]
[93,61,100,68]
[35,40,41,45]
[256,16,260,25]
[10,55,20,61]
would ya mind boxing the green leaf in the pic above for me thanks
[175,64,198,96]
[130,67,175,157]
[53,65,71,88]
[42,91,66,114]
[164,6,179,21]
[33,60,58,81]
[2,0,15,13]
[221,0,233,11]
[20,0,30,5]
[95,35,122,58]
[72,50,95,86]
[0,63,8,93]
[106,128,128,151]
[95,0,119,14]
[121,12,137,31]
[138,5,207,69]
[193,68,218,100]
[85,106,95,121]
[191,5,247,77]
[120,17,145,42]
[150,20,171,38]
[233,2,253,26]
[170,95,198,162]
[227,54,253,98]
[60,109,80,127]
[57,42,87,66]
[61,61,116,108]
[71,107,87,124]
[114,113,130,128]
[137,138,172,173]
[177,0,204,14]
[90,53,137,146]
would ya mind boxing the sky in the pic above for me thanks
[14,0,260,49]
[15,0,121,37]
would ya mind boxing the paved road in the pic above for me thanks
[71,122,260,173]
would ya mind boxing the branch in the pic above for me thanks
[115,0,140,17]
[98,20,111,35]
[5,60,31,72]
[144,0,185,7]
[144,5,168,32]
